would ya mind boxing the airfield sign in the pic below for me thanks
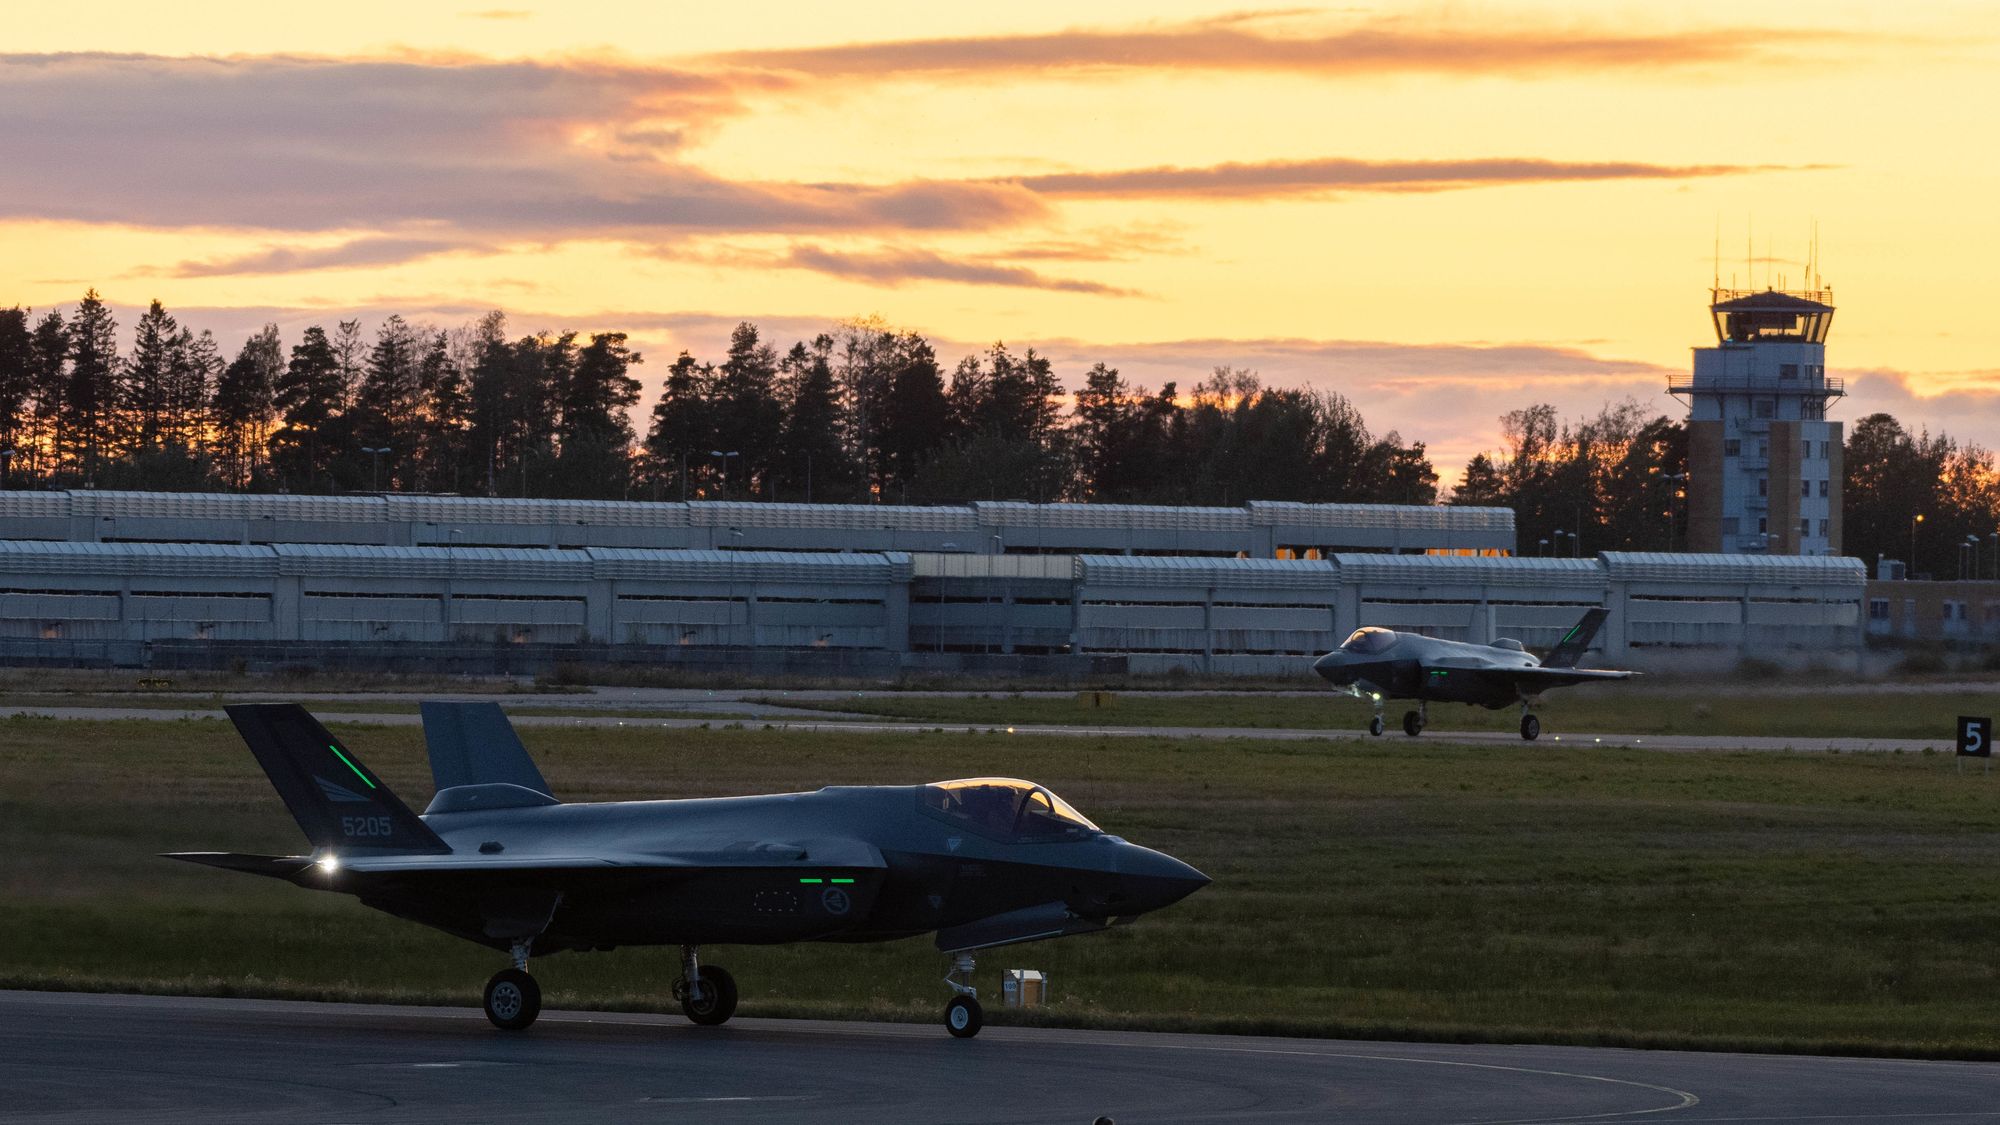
[1956,716,1992,758]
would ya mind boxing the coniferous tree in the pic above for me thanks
[213,325,282,489]
[350,315,421,488]
[463,311,511,494]
[27,310,67,481]
[643,351,716,500]
[709,322,783,499]
[0,308,31,478]
[121,300,179,456]
[414,329,468,492]
[64,290,119,483]
[552,332,641,498]
[168,329,220,455]
[773,335,852,503]
[876,333,950,500]
[271,325,345,489]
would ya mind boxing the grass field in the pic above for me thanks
[757,687,2000,740]
[8,715,2000,1056]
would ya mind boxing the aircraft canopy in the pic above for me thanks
[922,778,1100,838]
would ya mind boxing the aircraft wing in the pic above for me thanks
[166,837,886,881]
[1420,658,1636,693]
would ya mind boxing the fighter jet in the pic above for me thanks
[165,703,1208,1038]
[1312,608,1634,740]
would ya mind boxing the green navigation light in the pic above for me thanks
[830,878,855,884]
[798,877,823,884]
[327,744,377,789]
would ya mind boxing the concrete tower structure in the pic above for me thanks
[1672,287,1844,555]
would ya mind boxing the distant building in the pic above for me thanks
[1671,288,1845,555]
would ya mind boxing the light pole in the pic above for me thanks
[1970,535,1981,582]
[1538,537,1550,557]
[1665,472,1688,551]
[1551,529,1563,560]
[1989,533,1999,581]
[361,446,390,492]
[1912,513,1925,576]
[710,450,739,499]
[0,447,14,490]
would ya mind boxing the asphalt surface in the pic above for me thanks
[7,991,2000,1124]
[4,701,1949,752]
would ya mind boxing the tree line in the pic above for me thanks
[1,292,1984,573]
[0,294,1437,506]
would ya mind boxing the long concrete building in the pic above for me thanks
[0,537,1865,676]
[0,491,1515,558]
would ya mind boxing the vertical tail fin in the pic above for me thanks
[419,701,554,798]
[225,704,450,854]
[1542,608,1609,668]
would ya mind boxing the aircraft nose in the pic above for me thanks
[1113,842,1210,915]
[1312,651,1347,683]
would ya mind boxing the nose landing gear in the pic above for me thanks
[943,951,983,1038]
[1519,702,1541,741]
[483,939,542,1030]
[673,944,739,1026]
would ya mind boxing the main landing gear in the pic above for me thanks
[944,951,983,1038]
[1519,702,1541,741]
[673,944,739,1027]
[1402,702,1427,737]
[483,939,543,1030]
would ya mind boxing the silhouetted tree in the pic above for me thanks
[551,331,641,498]
[773,335,852,503]
[64,290,119,483]
[271,325,345,489]
[213,325,281,489]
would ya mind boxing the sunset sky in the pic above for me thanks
[7,3,1998,486]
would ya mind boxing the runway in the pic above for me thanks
[6,991,1999,1124]
[3,701,1947,752]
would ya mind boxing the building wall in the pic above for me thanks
[1863,579,2000,641]
[1687,421,1724,552]
[0,541,1868,675]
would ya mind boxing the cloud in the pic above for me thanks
[0,54,1042,237]
[781,244,1140,296]
[710,18,1846,81]
[155,237,490,278]
[1012,157,1798,200]
[0,52,1809,251]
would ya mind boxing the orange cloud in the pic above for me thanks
[710,17,1853,81]
[1011,157,1807,200]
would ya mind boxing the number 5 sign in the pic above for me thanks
[1957,716,1992,758]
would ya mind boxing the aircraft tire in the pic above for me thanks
[1402,710,1423,737]
[681,966,739,1026]
[1520,714,1540,741]
[483,968,541,1031]
[1368,716,1385,737]
[945,995,983,1039]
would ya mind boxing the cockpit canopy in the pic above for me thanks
[1340,627,1397,655]
[921,777,1100,840]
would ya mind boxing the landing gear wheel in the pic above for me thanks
[679,966,739,1026]
[1520,714,1541,741]
[1402,710,1424,737]
[483,968,541,1031]
[945,995,983,1038]
[1368,715,1385,737]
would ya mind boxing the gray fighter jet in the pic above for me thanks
[1312,608,1634,740]
[165,703,1207,1038]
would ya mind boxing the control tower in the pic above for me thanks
[1669,287,1844,555]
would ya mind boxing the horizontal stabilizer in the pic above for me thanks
[162,851,315,879]
[420,701,552,798]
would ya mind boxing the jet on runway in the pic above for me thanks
[166,702,1208,1038]
[1312,608,1635,740]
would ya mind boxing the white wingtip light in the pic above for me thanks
[317,855,340,874]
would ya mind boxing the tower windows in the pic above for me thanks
[1753,399,1775,419]
[1758,477,1768,497]
[1780,363,1799,379]
[1724,439,1741,457]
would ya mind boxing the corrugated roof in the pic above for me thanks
[1602,551,1866,585]
[1331,552,1605,589]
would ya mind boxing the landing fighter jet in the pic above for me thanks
[166,703,1207,1038]
[1312,608,1634,740]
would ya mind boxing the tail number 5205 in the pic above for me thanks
[341,815,395,838]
